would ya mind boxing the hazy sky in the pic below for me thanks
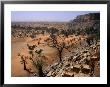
[11,11,99,22]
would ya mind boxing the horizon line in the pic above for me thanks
[11,21,69,23]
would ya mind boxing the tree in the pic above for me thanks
[18,44,46,77]
[48,34,69,62]
[27,44,45,77]
[18,54,34,74]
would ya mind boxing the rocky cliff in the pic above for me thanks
[68,13,100,35]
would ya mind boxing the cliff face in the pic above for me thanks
[68,13,100,35]
[75,13,100,22]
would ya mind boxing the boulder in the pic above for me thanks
[73,64,81,73]
[74,73,90,77]
[91,56,98,61]
[81,64,90,74]
[62,71,74,77]
[47,71,53,76]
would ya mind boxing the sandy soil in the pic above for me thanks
[11,35,86,77]
[11,37,59,77]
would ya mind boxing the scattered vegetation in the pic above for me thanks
[12,13,100,77]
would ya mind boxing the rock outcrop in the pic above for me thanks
[68,13,100,35]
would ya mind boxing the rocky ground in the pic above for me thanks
[44,40,100,77]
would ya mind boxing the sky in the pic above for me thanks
[11,11,99,22]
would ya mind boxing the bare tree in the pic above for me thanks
[18,44,46,77]
[18,54,34,74]
[48,34,69,62]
